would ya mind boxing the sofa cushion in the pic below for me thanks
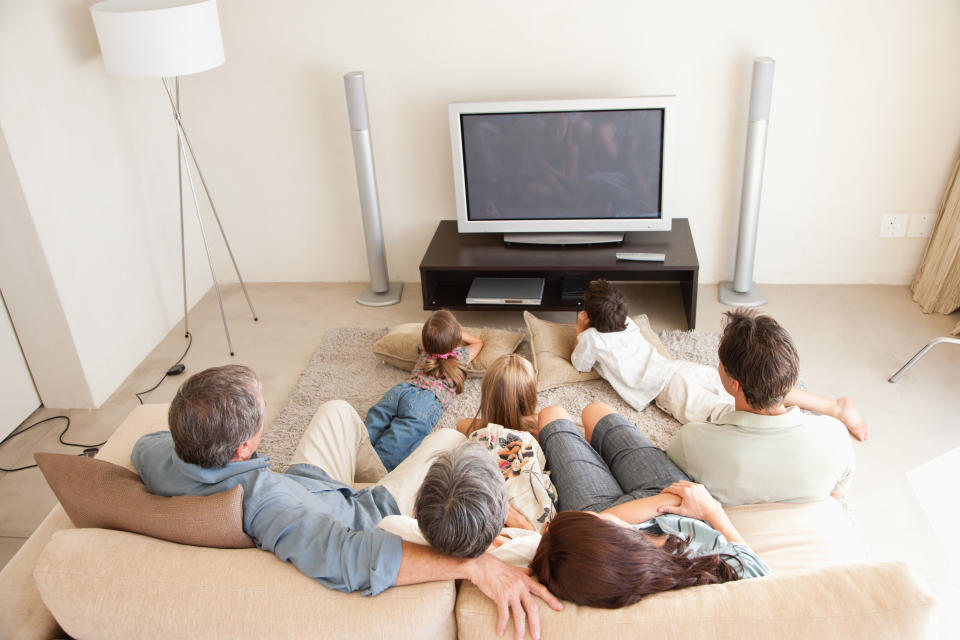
[523,311,672,390]
[34,527,457,640]
[725,499,865,574]
[456,562,937,640]
[34,452,253,549]
[370,323,524,377]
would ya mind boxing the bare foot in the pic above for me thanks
[836,397,868,441]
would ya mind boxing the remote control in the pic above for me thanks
[616,252,666,262]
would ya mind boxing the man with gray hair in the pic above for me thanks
[415,442,509,558]
[133,365,560,640]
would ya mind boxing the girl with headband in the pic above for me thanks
[365,310,483,471]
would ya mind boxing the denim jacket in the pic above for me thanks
[132,431,403,595]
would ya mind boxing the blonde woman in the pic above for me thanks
[457,354,558,532]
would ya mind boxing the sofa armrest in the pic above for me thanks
[0,505,72,640]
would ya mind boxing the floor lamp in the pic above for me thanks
[90,0,257,356]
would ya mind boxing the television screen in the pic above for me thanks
[460,109,664,222]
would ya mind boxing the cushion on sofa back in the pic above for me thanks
[34,527,457,640]
[34,452,253,549]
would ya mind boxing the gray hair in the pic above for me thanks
[415,442,509,558]
[168,365,264,469]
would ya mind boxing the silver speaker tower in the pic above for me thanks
[344,71,403,306]
[719,57,775,307]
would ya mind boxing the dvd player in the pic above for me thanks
[466,277,545,305]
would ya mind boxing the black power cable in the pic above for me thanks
[0,416,106,472]
[135,331,192,404]
[1,331,193,472]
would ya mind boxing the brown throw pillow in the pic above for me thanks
[523,310,673,391]
[34,452,254,549]
[369,323,524,377]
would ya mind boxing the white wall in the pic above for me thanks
[1,0,958,407]
[0,124,93,409]
[198,0,960,285]
[0,1,213,407]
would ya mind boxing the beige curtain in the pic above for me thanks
[911,153,960,335]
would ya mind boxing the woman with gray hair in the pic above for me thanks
[414,442,510,557]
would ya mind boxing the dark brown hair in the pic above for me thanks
[420,309,468,394]
[530,511,740,608]
[718,308,799,410]
[583,279,628,333]
[168,365,264,469]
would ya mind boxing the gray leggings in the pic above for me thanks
[539,413,690,512]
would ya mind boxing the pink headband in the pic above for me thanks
[431,350,458,360]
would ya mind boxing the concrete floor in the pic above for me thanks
[2,281,959,631]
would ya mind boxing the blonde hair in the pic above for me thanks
[469,354,538,435]
[420,310,468,394]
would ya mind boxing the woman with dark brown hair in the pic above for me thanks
[529,401,770,608]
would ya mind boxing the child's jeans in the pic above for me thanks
[364,382,444,472]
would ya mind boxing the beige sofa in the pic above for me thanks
[0,404,939,639]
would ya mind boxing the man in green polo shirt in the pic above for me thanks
[665,309,855,506]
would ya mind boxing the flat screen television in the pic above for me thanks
[449,96,675,244]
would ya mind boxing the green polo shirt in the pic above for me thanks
[665,406,855,506]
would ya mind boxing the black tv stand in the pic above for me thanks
[419,219,699,329]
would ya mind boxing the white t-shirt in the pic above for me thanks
[571,317,683,411]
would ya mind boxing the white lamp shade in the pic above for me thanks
[90,0,225,78]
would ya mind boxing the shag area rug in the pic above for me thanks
[258,326,722,472]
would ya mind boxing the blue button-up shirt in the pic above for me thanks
[132,431,404,595]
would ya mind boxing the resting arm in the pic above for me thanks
[572,311,590,350]
[252,498,403,595]
[600,492,681,524]
[461,330,484,363]
[570,318,596,372]
[397,541,562,640]
[254,494,560,640]
[658,481,745,544]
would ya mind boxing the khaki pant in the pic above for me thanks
[655,361,735,425]
[290,399,466,516]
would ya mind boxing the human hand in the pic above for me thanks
[658,481,724,523]
[505,504,536,531]
[460,328,482,345]
[576,311,590,333]
[465,553,562,640]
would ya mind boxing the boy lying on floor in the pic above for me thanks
[572,280,861,505]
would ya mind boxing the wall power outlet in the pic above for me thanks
[880,214,908,238]
[907,213,936,238]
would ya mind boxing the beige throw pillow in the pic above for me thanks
[523,310,673,391]
[34,452,254,549]
[370,323,524,377]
